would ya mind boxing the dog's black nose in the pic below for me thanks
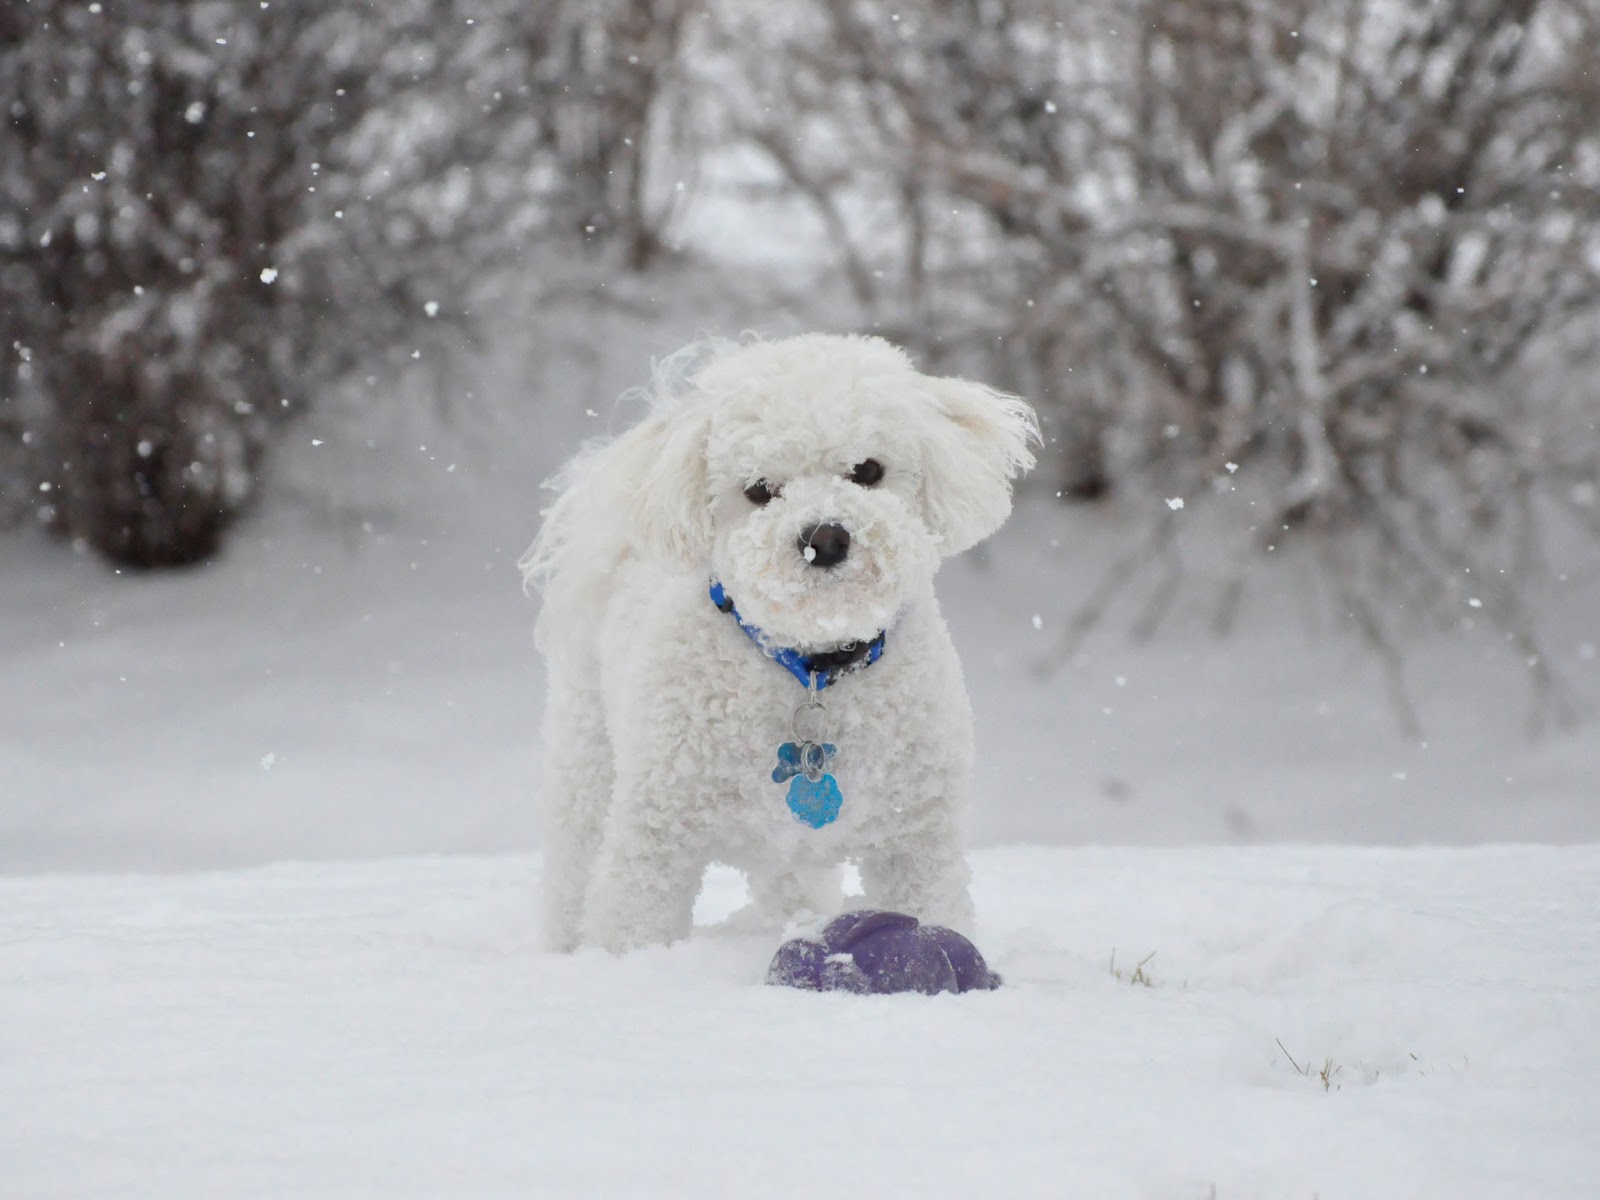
[799,523,850,568]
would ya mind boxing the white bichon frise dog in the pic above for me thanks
[522,334,1037,953]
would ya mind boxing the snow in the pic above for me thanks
[0,519,538,873]
[4,848,1597,1198]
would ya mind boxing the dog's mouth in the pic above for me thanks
[716,579,895,665]
[801,637,879,673]
[718,542,905,649]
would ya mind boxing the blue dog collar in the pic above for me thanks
[709,580,886,690]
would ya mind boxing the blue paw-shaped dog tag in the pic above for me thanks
[786,772,844,829]
[772,741,843,828]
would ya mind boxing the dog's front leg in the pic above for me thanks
[749,865,845,928]
[859,831,976,937]
[579,769,708,953]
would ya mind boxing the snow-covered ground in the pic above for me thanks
[5,848,1597,1199]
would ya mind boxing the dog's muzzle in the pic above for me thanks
[799,522,850,568]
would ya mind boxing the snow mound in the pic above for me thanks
[4,847,1597,1198]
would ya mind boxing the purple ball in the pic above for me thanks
[766,909,1002,995]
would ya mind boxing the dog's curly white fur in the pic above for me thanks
[523,334,1037,953]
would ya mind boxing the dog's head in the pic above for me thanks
[613,334,1038,649]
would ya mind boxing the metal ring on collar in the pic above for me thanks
[791,699,829,746]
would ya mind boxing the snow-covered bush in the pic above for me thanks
[716,0,1600,721]
[1,3,448,563]
[0,0,689,567]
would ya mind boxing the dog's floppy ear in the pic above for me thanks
[918,375,1039,557]
[613,403,715,566]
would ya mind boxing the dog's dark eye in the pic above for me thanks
[849,459,885,487]
[744,480,779,506]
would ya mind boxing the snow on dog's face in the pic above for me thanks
[625,334,1038,649]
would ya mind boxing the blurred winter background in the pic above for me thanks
[3,0,1599,872]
